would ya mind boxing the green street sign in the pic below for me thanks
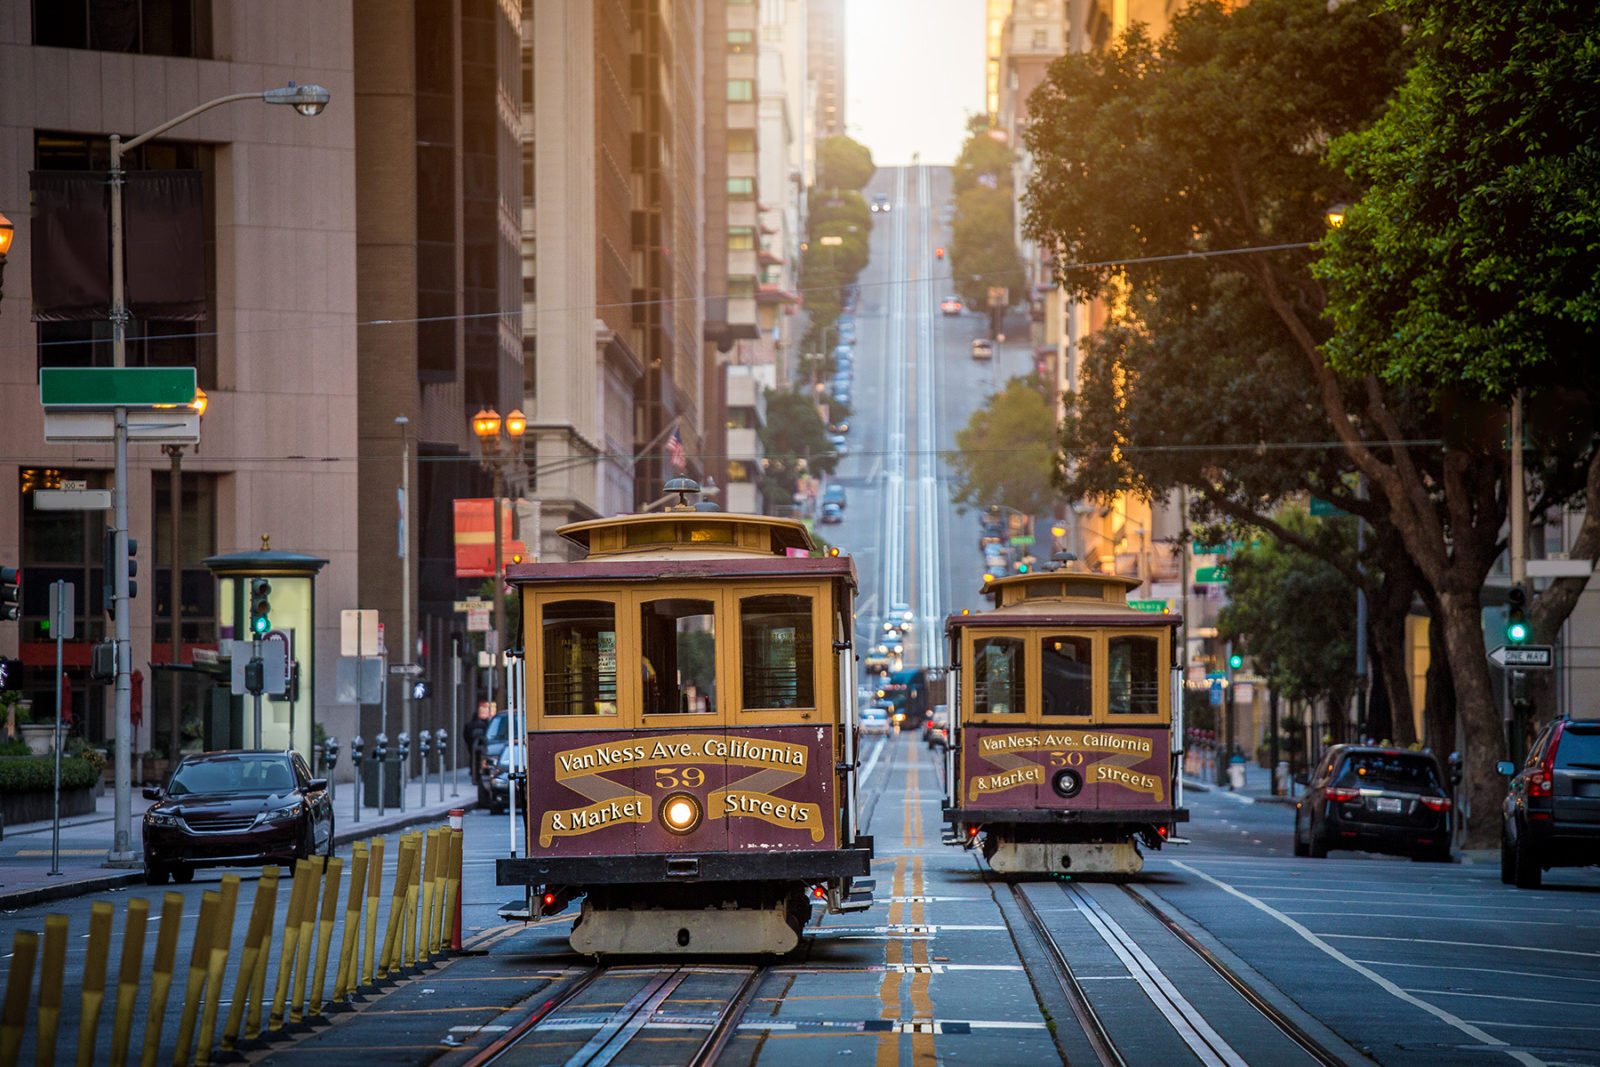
[1008,535,1035,546]
[40,367,197,408]
[1128,599,1168,613]
[1192,541,1228,555]
[1195,565,1229,583]
[1310,497,1343,517]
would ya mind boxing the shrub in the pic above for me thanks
[0,756,99,793]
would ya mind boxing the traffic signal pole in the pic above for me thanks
[107,132,138,867]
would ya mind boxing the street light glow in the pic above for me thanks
[264,83,332,117]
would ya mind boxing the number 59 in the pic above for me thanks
[655,766,705,789]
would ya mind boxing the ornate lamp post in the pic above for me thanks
[160,387,206,763]
[0,210,13,314]
[471,407,526,703]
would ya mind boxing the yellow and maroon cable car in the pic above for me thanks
[942,569,1187,875]
[496,481,873,955]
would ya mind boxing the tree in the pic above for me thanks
[1218,511,1359,739]
[817,135,875,191]
[950,185,1024,316]
[952,127,1014,196]
[949,376,1058,517]
[760,389,837,508]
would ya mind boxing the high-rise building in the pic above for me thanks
[807,0,846,140]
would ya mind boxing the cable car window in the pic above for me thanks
[641,598,717,715]
[973,636,1025,715]
[543,600,617,715]
[741,594,814,709]
[1108,635,1159,716]
[1040,635,1092,716]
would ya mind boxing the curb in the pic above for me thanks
[0,800,478,912]
[1181,777,1300,805]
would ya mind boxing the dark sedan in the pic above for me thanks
[1500,717,1600,888]
[1295,745,1453,862]
[142,750,335,884]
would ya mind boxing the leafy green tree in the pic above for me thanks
[817,135,875,191]
[949,185,1024,317]
[949,376,1059,517]
[952,128,1014,196]
[809,188,871,237]
[760,389,838,508]
[1218,511,1359,740]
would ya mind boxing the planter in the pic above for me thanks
[0,785,95,827]
[20,724,58,757]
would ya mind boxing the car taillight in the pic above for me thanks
[1419,795,1451,812]
[1324,787,1361,803]
[1527,771,1552,799]
[1529,723,1563,798]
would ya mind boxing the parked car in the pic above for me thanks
[476,711,516,812]
[859,706,891,737]
[1294,746,1453,862]
[1500,717,1600,888]
[142,750,335,884]
[820,501,844,524]
[941,296,963,315]
[823,484,847,510]
[925,710,950,750]
[971,338,993,360]
[828,419,851,435]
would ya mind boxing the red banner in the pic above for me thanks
[453,498,527,578]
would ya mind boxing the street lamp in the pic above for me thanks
[101,83,329,867]
[0,210,13,314]
[160,386,207,764]
[471,408,526,697]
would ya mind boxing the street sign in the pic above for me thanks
[231,642,287,696]
[1128,599,1168,613]
[466,608,491,632]
[1195,565,1229,583]
[43,409,200,443]
[389,663,423,676]
[340,609,380,657]
[1008,535,1035,546]
[1209,679,1224,707]
[49,580,76,640]
[336,656,384,704]
[452,599,488,613]
[39,367,197,408]
[1488,645,1553,669]
[33,489,112,510]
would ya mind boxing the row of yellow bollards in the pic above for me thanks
[0,824,463,1067]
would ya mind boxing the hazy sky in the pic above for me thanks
[844,0,987,167]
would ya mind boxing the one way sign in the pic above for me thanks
[1488,645,1553,669]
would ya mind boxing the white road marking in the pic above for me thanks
[1317,932,1600,958]
[1280,910,1575,928]
[1354,959,1600,985]
[1172,860,1548,1067]
[857,737,886,788]
[1403,988,1600,1008]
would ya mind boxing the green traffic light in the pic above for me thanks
[1229,654,1243,669]
[1507,620,1528,643]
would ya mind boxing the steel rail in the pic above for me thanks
[461,965,605,1066]
[1008,883,1128,1067]
[688,966,767,1066]
[1120,885,1350,1067]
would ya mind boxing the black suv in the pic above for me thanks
[1500,718,1600,889]
[1294,746,1453,862]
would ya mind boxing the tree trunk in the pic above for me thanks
[1364,658,1392,743]
[1370,621,1417,747]
[1424,611,1455,756]
[1438,589,1504,847]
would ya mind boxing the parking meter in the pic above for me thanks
[397,732,411,812]
[398,731,411,764]
[418,728,432,760]
[323,734,340,773]
[375,732,389,815]
[349,735,364,823]
[434,727,449,802]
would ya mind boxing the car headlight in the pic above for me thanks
[145,811,182,828]
[265,801,304,821]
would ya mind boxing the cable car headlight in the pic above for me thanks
[1051,768,1084,798]
[660,792,703,835]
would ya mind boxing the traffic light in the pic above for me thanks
[1229,653,1243,670]
[0,566,19,621]
[249,578,272,635]
[127,537,138,601]
[1506,584,1529,644]
[100,529,137,617]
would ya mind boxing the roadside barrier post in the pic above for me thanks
[194,874,241,1065]
[361,837,384,988]
[311,856,345,1014]
[331,843,367,1008]
[37,914,69,1067]
[380,838,416,978]
[75,900,114,1067]
[449,809,465,951]
[109,898,151,1067]
[290,857,326,1024]
[430,828,448,955]
[0,930,39,1066]
[140,893,185,1067]
[223,867,280,1051]
[171,890,220,1067]
[243,870,282,1044]
[269,863,313,1032]
[405,832,424,967]
[419,829,438,962]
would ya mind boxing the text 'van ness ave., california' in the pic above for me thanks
[554,734,809,779]
[977,731,1154,757]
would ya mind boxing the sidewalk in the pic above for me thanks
[0,770,478,911]
[1182,756,1300,805]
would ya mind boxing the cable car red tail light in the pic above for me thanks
[812,885,826,900]
[1324,787,1361,803]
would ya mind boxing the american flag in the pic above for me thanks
[665,427,687,472]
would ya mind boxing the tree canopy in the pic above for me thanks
[952,129,1014,196]
[816,135,875,191]
[760,389,838,506]
[949,376,1059,517]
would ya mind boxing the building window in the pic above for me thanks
[728,226,757,251]
[727,177,755,199]
[727,29,754,53]
[1032,29,1051,48]
[728,276,757,299]
[727,129,757,153]
[727,79,755,102]
[33,0,211,57]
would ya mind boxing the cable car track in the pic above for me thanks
[1010,880,1351,1067]
[462,964,766,1067]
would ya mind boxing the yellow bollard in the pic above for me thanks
[443,824,462,953]
[170,889,219,1067]
[243,869,281,1044]
[222,868,279,1051]
[289,856,326,1023]
[402,834,422,968]
[379,838,416,978]
[309,857,344,1014]
[332,844,368,1005]
[418,830,437,964]
[109,898,150,1067]
[75,900,114,1067]
[140,893,185,1067]
[194,874,241,1065]
[267,863,312,1032]
[0,930,39,1066]
[361,837,384,988]
[36,914,69,1067]
[430,828,449,956]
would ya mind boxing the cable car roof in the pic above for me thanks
[949,570,1179,630]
